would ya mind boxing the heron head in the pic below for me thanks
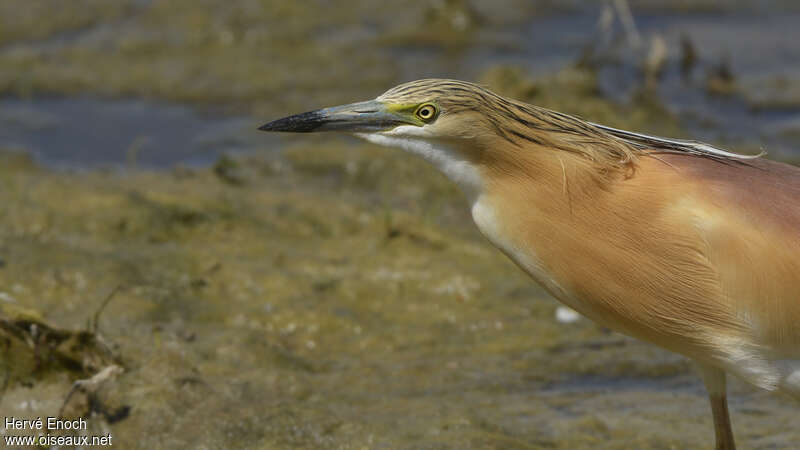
[259,79,646,197]
[259,79,508,144]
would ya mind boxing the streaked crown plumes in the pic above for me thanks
[378,79,637,170]
[378,79,759,172]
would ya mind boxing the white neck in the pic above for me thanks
[356,128,484,203]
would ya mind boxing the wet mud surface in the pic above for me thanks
[1,1,799,448]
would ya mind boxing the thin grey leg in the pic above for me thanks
[698,363,736,450]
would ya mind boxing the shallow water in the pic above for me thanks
[2,8,798,167]
[0,97,273,167]
[593,11,800,159]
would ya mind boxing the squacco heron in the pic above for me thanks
[259,79,800,449]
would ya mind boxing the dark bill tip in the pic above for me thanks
[258,100,409,133]
[258,110,325,133]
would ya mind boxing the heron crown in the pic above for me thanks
[377,79,760,170]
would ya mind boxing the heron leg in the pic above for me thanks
[697,363,736,450]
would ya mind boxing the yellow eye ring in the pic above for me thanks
[415,104,437,122]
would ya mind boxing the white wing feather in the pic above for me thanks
[590,123,765,161]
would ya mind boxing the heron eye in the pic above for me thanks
[415,104,437,122]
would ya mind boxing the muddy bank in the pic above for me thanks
[2,136,799,448]
[1,1,799,448]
